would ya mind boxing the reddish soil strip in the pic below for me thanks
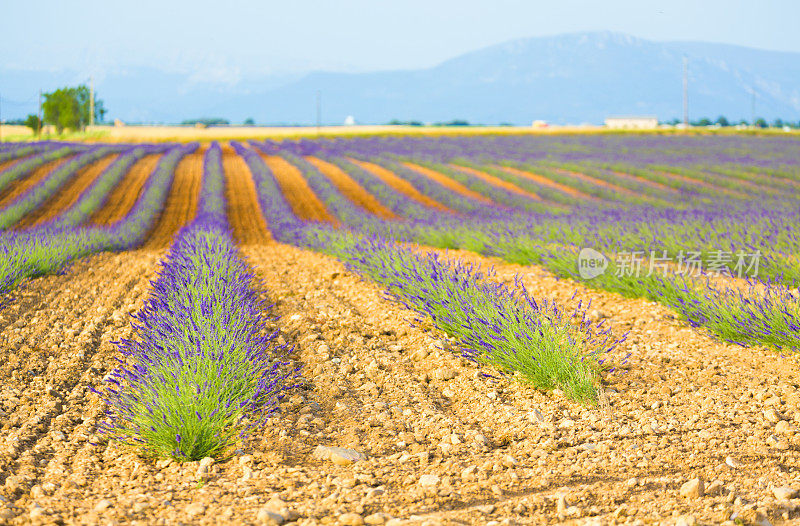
[143,149,205,249]
[260,154,337,224]
[702,169,781,195]
[554,167,638,197]
[610,170,680,194]
[656,170,749,199]
[0,154,32,176]
[0,155,74,208]
[223,145,273,245]
[449,163,542,201]
[306,156,397,219]
[401,161,494,204]
[15,154,120,229]
[346,157,452,212]
[498,165,599,201]
[89,153,163,225]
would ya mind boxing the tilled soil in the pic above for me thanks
[0,156,75,209]
[15,155,120,229]
[553,169,636,199]
[1,145,799,525]
[305,157,397,220]
[400,162,493,205]
[89,154,163,226]
[261,155,336,224]
[656,171,747,199]
[449,164,543,202]
[498,166,597,202]
[0,156,32,179]
[223,147,272,245]
[2,241,799,525]
[346,158,452,213]
[608,171,679,195]
[143,150,204,249]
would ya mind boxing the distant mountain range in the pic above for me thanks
[3,32,800,125]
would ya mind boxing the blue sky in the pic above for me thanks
[3,0,799,77]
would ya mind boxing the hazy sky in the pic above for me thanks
[3,0,799,78]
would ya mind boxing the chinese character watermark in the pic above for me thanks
[577,248,762,279]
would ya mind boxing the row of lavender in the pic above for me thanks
[252,136,800,353]
[95,143,293,460]
[0,143,194,305]
[236,141,627,403]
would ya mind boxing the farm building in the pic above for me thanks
[604,115,658,129]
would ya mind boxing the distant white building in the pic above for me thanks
[605,116,658,129]
[344,115,356,126]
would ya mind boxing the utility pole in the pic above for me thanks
[89,76,95,127]
[38,89,43,140]
[316,90,321,137]
[682,56,688,129]
[751,89,756,128]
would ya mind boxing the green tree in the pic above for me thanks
[24,114,42,135]
[715,115,730,127]
[754,118,768,128]
[42,85,105,134]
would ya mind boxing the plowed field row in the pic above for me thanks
[306,156,397,219]
[0,156,75,209]
[401,161,494,204]
[261,154,336,224]
[0,155,32,176]
[15,154,120,229]
[347,157,452,212]
[143,149,204,249]
[223,145,272,245]
[89,153,163,226]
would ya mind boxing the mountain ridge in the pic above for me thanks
[2,31,798,125]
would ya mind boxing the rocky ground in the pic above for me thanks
[0,243,799,525]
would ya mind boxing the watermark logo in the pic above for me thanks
[578,248,609,279]
[575,248,761,279]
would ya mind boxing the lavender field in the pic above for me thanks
[1,133,799,524]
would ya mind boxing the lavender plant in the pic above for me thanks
[94,142,295,460]
[0,145,124,230]
[0,144,83,195]
[0,144,196,303]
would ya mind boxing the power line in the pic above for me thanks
[316,90,321,137]
[682,56,688,128]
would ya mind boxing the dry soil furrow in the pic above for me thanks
[450,163,543,201]
[553,167,638,197]
[88,153,163,226]
[244,244,546,522]
[143,149,204,249]
[657,170,750,200]
[609,170,681,194]
[0,251,164,522]
[700,169,782,196]
[401,161,495,204]
[15,154,120,229]
[346,157,452,213]
[0,154,32,176]
[305,156,397,219]
[0,156,75,209]
[222,145,272,245]
[497,165,599,202]
[405,244,800,521]
[260,154,336,224]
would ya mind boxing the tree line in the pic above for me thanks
[663,116,800,128]
[5,84,106,135]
